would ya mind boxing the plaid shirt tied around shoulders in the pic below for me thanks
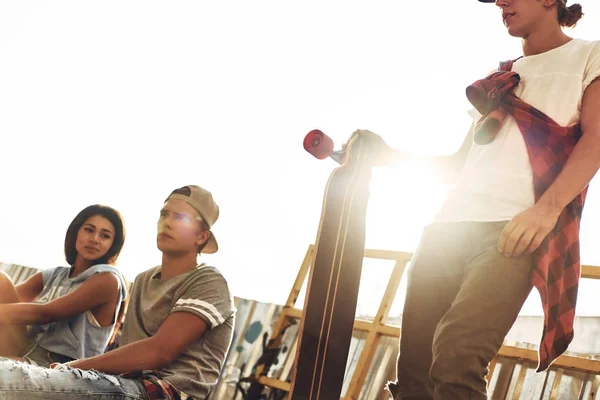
[466,59,588,372]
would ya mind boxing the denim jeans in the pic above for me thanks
[0,358,148,400]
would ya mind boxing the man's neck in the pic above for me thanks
[522,23,571,57]
[160,252,199,279]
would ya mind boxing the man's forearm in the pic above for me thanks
[68,338,169,375]
[388,127,473,183]
[537,132,600,214]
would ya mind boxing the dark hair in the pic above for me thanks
[558,1,583,27]
[197,220,210,253]
[64,205,126,266]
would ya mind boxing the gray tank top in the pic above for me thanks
[28,264,127,360]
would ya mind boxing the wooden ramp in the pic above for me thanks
[211,246,600,400]
[489,348,600,399]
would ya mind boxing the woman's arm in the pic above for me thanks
[14,272,44,302]
[0,272,119,325]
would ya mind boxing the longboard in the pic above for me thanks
[289,130,374,400]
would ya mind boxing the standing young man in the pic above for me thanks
[0,185,235,400]
[350,1,600,399]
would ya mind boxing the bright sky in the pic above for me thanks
[1,1,599,318]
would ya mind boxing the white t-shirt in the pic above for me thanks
[435,38,600,223]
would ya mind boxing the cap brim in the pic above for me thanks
[201,232,218,254]
[478,0,495,2]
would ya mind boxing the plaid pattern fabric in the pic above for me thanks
[466,59,588,372]
[121,371,192,400]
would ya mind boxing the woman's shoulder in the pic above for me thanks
[73,264,127,290]
[76,264,122,278]
[42,266,71,281]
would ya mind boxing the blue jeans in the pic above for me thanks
[0,358,148,399]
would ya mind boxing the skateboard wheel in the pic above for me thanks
[304,129,334,160]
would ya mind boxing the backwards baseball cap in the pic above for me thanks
[165,185,220,254]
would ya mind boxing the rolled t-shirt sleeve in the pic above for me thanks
[41,267,55,285]
[171,267,234,329]
[583,43,600,92]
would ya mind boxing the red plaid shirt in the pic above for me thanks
[121,371,191,400]
[466,59,588,372]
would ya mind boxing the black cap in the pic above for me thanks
[478,0,495,2]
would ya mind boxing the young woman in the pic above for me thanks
[0,204,128,367]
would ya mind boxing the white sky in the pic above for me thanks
[1,1,599,317]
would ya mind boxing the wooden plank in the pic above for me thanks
[258,376,291,392]
[254,247,600,398]
[344,259,407,399]
[292,251,600,278]
[378,324,400,337]
[271,308,295,342]
[343,331,367,386]
[280,334,298,383]
[491,359,517,400]
[582,265,600,280]
[344,330,381,399]
[363,249,412,262]
[273,308,600,375]
[285,245,315,308]
[285,308,385,334]
[577,373,592,400]
[366,341,396,400]
[510,363,528,399]
[375,259,408,325]
[585,375,600,399]
[487,358,498,390]
[534,364,552,399]
[549,369,564,399]
[498,346,600,374]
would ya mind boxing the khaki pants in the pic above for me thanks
[388,221,534,400]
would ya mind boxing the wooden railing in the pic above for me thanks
[259,245,600,400]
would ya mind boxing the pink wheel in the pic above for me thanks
[304,129,334,160]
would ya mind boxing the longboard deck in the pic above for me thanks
[290,135,373,400]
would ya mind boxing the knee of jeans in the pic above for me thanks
[429,343,488,387]
[431,324,502,381]
[0,359,51,381]
[0,359,121,388]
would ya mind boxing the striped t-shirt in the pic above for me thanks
[119,264,235,399]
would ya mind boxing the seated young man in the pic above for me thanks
[0,185,236,400]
